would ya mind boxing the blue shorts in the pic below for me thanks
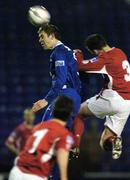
[42,88,81,129]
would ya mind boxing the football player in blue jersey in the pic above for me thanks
[32,24,81,130]
[32,24,83,180]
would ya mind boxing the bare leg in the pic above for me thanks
[100,126,116,150]
[100,126,122,159]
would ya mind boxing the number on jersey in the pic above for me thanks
[29,129,48,154]
[28,129,59,163]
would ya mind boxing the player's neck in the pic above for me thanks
[102,45,113,52]
[52,40,62,49]
[24,121,33,129]
[52,118,66,126]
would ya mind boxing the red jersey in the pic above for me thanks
[16,121,74,179]
[76,48,130,100]
[6,122,32,151]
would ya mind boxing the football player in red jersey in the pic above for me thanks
[9,96,74,180]
[5,108,35,155]
[75,34,130,159]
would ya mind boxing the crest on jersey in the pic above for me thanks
[55,60,65,67]
[90,57,98,63]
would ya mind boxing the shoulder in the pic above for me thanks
[100,48,127,60]
[32,123,44,132]
[55,44,72,55]
[112,48,127,57]
[58,126,73,141]
[15,123,25,131]
[48,121,69,136]
[56,128,74,150]
[9,123,24,136]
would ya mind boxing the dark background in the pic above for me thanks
[1,0,130,179]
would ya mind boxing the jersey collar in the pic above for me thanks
[52,41,63,49]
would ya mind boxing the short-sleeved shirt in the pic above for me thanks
[76,48,130,99]
[6,122,33,152]
[16,121,74,178]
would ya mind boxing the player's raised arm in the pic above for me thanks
[75,49,105,72]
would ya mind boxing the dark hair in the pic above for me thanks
[38,23,61,40]
[85,34,107,51]
[52,96,73,122]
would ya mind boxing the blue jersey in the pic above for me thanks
[44,42,81,103]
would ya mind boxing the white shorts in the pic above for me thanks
[9,166,48,180]
[86,89,130,136]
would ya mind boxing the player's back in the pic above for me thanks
[16,120,73,178]
[103,48,130,99]
[51,43,81,93]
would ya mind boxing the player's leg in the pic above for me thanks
[79,101,96,117]
[70,100,97,157]
[78,93,111,119]
[72,95,106,142]
[42,103,60,180]
[59,88,81,129]
[100,126,122,159]
[99,92,130,159]
[77,92,122,159]
[72,114,85,148]
[100,112,129,159]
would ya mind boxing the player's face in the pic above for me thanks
[38,31,53,49]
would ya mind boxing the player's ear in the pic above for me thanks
[49,33,55,40]
[93,49,98,55]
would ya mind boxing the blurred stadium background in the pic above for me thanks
[1,0,130,179]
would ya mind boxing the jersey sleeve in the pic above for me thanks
[75,50,105,72]
[45,50,68,103]
[56,134,74,151]
[5,126,20,145]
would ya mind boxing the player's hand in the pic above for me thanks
[73,49,84,63]
[32,99,48,112]
[73,49,82,54]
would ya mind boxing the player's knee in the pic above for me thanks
[79,102,93,117]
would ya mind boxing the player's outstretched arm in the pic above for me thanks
[74,49,105,72]
[57,148,69,180]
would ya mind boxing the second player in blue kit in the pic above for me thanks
[32,24,81,129]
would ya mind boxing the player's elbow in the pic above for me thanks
[5,141,13,151]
